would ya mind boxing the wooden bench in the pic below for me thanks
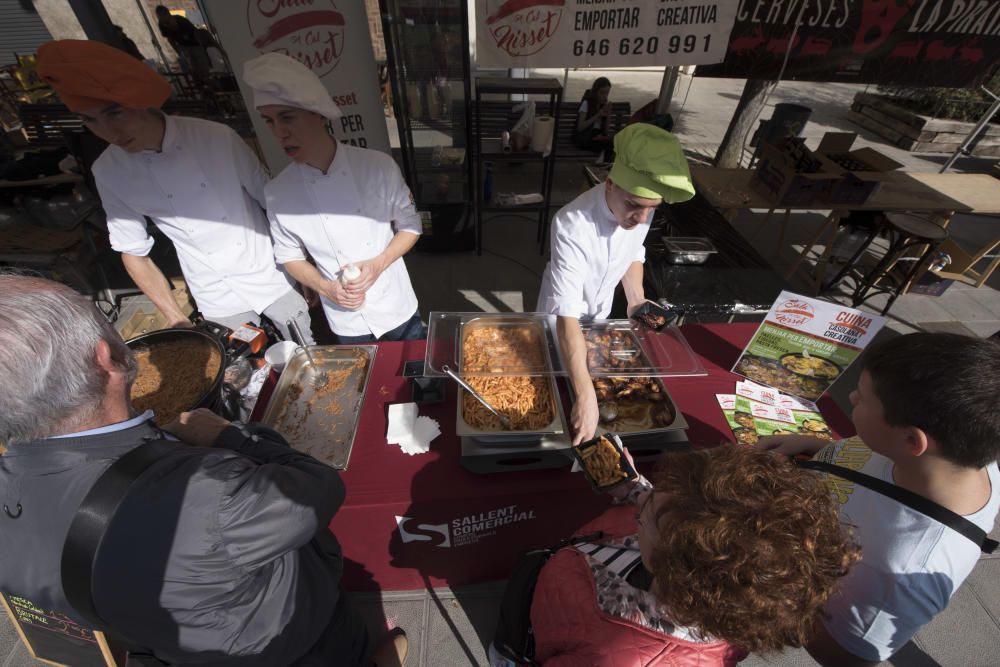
[470,100,631,160]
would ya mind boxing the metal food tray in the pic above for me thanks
[260,345,377,469]
[582,321,652,375]
[455,316,565,439]
[569,375,688,436]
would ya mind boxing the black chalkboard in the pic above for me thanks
[1,592,119,667]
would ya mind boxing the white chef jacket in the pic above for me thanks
[536,184,647,319]
[265,143,421,338]
[94,114,292,318]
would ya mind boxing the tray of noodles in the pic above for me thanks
[455,317,565,439]
[260,345,377,469]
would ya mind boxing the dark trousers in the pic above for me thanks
[334,311,425,344]
[293,594,370,666]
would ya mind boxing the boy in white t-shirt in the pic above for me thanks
[758,332,1000,666]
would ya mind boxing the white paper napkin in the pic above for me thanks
[386,402,439,455]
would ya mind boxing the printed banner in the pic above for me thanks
[474,0,738,68]
[203,0,390,172]
[697,0,1000,87]
[732,291,886,401]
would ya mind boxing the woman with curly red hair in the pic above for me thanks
[527,446,861,666]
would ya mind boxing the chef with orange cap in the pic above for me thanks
[36,39,313,343]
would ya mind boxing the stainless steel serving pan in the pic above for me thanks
[455,316,565,439]
[261,345,377,469]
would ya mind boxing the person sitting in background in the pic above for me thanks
[758,332,1000,666]
[573,77,613,158]
[526,446,861,666]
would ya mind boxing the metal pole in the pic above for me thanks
[940,86,1000,173]
[655,66,678,115]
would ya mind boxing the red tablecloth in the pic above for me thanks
[258,323,854,592]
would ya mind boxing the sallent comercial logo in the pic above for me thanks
[486,0,565,58]
[248,0,346,77]
[396,504,537,548]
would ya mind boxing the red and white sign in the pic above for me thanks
[475,0,738,68]
[204,0,390,171]
[248,0,347,77]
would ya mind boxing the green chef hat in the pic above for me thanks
[608,124,695,203]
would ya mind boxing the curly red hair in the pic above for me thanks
[648,446,859,653]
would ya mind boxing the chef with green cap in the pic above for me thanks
[536,123,695,444]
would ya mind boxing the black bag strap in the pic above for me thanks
[798,459,998,554]
[61,439,178,628]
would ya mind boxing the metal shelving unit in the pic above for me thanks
[473,77,562,255]
[380,0,474,251]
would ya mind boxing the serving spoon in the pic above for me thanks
[286,319,328,389]
[442,364,512,429]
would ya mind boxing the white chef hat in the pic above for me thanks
[242,52,342,120]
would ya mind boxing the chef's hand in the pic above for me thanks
[169,316,195,328]
[162,408,231,447]
[343,257,387,296]
[626,300,647,318]
[570,389,599,446]
[319,279,364,311]
[755,434,826,457]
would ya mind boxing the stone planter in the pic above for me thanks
[849,92,1000,157]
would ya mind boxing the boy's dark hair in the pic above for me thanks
[862,332,1000,468]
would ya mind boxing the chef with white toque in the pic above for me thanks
[244,52,424,343]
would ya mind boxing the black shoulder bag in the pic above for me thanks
[797,459,998,554]
[492,531,605,666]
[61,438,179,666]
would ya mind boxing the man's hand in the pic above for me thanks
[169,316,195,328]
[162,408,231,447]
[318,279,364,310]
[756,434,827,457]
[570,385,600,446]
[343,256,388,296]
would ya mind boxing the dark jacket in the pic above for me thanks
[0,420,345,665]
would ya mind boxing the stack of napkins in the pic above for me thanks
[386,403,440,455]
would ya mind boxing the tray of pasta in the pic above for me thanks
[454,316,567,440]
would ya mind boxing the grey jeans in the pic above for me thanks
[210,289,315,344]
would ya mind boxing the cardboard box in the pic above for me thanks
[750,138,842,207]
[816,132,903,206]
[116,280,194,340]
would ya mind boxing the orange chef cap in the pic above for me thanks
[36,40,172,112]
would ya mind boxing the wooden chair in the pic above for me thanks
[934,227,1000,288]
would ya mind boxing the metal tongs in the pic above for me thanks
[441,364,512,429]
[286,319,328,389]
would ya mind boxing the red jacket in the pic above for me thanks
[529,505,745,667]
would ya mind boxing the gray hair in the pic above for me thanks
[0,271,136,446]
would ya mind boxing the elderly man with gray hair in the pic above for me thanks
[0,273,407,665]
